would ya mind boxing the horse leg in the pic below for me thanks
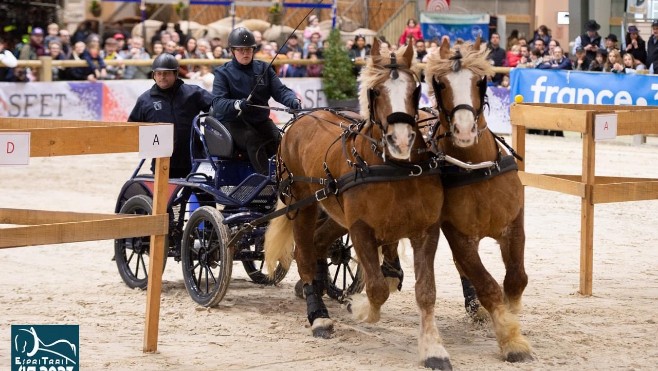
[453,260,488,322]
[497,209,527,314]
[442,222,533,363]
[381,242,404,292]
[345,220,389,323]
[293,205,333,338]
[411,224,452,370]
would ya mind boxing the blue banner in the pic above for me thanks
[420,13,489,43]
[510,68,658,106]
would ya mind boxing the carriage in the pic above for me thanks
[112,112,363,307]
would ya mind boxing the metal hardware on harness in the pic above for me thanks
[409,165,423,176]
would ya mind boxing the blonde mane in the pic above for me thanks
[425,42,495,82]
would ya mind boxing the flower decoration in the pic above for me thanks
[269,0,282,14]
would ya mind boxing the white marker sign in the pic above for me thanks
[0,132,30,165]
[594,113,618,141]
[139,124,174,159]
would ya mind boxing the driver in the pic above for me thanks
[128,53,213,177]
[211,27,302,174]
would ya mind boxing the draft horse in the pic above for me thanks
[424,39,533,362]
[265,40,452,369]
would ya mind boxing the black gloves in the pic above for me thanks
[291,99,302,110]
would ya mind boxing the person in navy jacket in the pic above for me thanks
[128,53,213,177]
[537,46,573,70]
[211,27,301,174]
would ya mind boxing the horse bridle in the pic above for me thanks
[430,52,489,138]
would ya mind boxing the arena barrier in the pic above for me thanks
[0,117,172,352]
[510,103,658,296]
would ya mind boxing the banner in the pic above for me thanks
[426,0,450,12]
[419,13,489,44]
[510,68,658,106]
[627,0,648,15]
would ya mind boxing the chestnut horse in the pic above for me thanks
[423,39,533,362]
[264,40,452,369]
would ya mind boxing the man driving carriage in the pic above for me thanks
[211,27,302,174]
[128,53,214,178]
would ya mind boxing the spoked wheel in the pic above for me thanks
[241,232,288,285]
[114,195,167,289]
[181,206,232,307]
[326,234,364,300]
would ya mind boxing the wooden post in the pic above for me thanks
[143,156,170,352]
[511,111,526,205]
[39,56,52,82]
[579,112,596,296]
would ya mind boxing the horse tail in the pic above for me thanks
[264,199,295,278]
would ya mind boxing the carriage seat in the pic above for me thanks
[201,116,235,159]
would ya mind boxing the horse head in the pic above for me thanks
[426,37,494,148]
[358,38,421,160]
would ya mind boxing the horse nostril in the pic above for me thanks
[408,132,416,145]
[386,133,396,146]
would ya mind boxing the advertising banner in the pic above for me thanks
[419,13,489,44]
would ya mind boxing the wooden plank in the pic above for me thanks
[0,117,141,129]
[0,215,168,249]
[518,172,586,197]
[505,14,531,24]
[510,104,589,133]
[144,157,170,353]
[615,111,658,135]
[579,114,596,296]
[593,180,658,204]
[0,208,127,225]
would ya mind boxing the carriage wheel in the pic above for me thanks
[181,206,232,307]
[326,234,364,300]
[241,233,288,284]
[114,195,167,289]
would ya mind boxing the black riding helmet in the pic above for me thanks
[228,27,257,49]
[152,53,179,72]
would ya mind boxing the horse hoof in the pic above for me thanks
[344,298,353,313]
[294,280,305,299]
[311,318,334,339]
[506,352,533,363]
[424,357,453,370]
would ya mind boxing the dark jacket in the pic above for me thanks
[128,79,213,175]
[647,35,658,69]
[579,33,602,64]
[211,58,298,124]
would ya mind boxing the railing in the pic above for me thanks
[1,56,512,82]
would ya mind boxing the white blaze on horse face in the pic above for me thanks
[446,69,478,147]
[384,74,415,160]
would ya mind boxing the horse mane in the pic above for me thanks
[357,43,417,121]
[425,42,494,83]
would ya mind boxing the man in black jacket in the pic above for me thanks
[486,32,507,85]
[212,27,301,174]
[572,19,604,66]
[128,53,214,177]
[646,20,658,72]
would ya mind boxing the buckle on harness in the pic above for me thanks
[315,189,328,201]
[409,165,423,177]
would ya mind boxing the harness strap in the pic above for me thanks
[440,154,518,189]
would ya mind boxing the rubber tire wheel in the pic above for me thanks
[326,234,364,300]
[181,206,232,307]
[114,194,167,289]
[241,233,288,285]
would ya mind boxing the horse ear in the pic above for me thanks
[402,39,414,67]
[371,37,381,60]
[474,36,481,51]
[439,37,450,59]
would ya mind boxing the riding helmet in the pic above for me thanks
[151,53,179,72]
[228,27,257,49]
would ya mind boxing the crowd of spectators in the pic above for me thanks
[5,17,658,85]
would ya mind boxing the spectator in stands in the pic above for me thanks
[44,23,60,52]
[196,38,213,59]
[280,33,303,55]
[304,42,322,60]
[306,51,323,77]
[625,25,647,67]
[16,27,47,81]
[415,39,427,62]
[47,40,67,81]
[303,32,323,58]
[113,33,126,55]
[588,49,607,72]
[572,46,589,71]
[507,29,520,50]
[303,15,322,48]
[621,52,644,74]
[279,51,306,77]
[130,53,213,178]
[0,36,19,81]
[66,41,95,81]
[547,39,560,59]
[101,37,124,80]
[212,44,228,59]
[173,23,185,45]
[399,18,423,46]
[486,32,507,84]
[529,48,544,68]
[252,30,263,53]
[517,44,532,67]
[123,36,151,79]
[58,29,72,59]
[164,40,179,55]
[646,20,658,73]
[151,23,168,48]
[537,46,572,70]
[151,41,164,57]
[178,36,200,78]
[573,19,604,66]
[604,49,623,73]
[532,38,547,56]
[254,43,274,60]
[529,25,551,50]
[349,34,371,76]
[605,33,619,54]
[506,44,522,67]
[84,43,107,80]
[72,21,93,45]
